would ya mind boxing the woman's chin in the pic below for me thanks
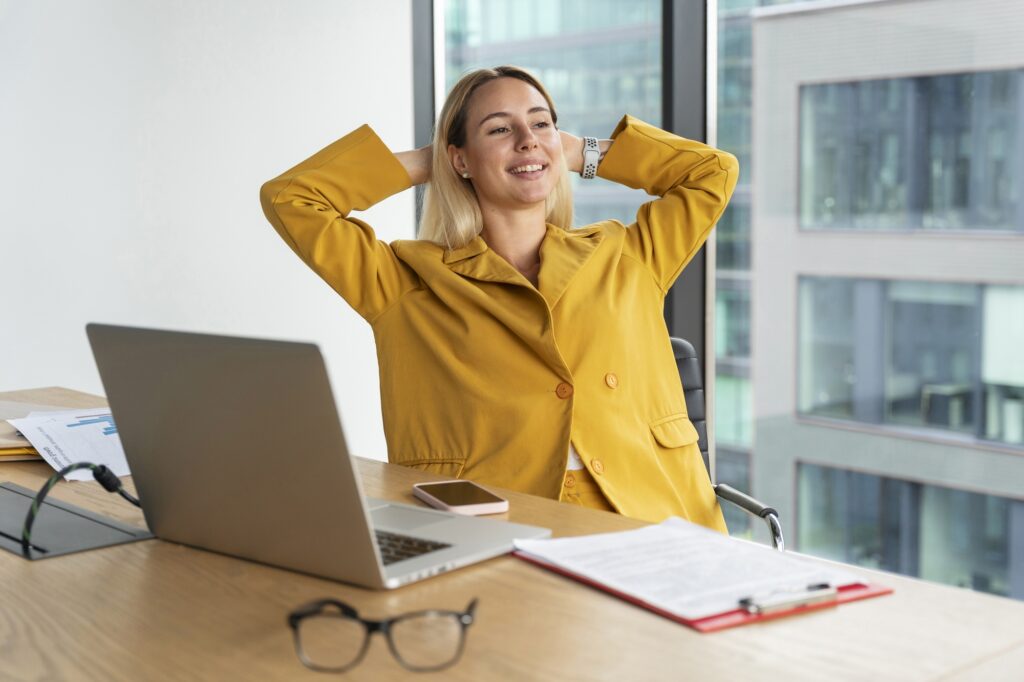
[479,184,555,212]
[516,192,552,206]
[508,184,556,206]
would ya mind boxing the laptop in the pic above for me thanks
[85,323,550,589]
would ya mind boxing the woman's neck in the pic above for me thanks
[479,204,547,283]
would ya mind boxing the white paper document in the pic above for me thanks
[514,517,862,621]
[0,399,75,449]
[7,408,129,481]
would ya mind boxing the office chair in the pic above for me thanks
[671,337,785,550]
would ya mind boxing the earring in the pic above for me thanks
[462,172,471,179]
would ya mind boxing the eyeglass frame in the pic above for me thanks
[287,597,478,673]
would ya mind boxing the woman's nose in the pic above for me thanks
[516,128,538,151]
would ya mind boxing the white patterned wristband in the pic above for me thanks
[581,136,600,179]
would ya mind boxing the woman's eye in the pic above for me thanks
[489,126,510,135]
[533,121,550,128]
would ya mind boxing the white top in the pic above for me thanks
[566,442,584,470]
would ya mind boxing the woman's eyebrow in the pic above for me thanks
[478,106,551,128]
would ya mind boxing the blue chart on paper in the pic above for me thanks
[66,413,118,436]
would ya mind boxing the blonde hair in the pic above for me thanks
[418,66,574,250]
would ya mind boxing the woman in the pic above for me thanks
[260,66,738,531]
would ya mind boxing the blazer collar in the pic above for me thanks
[537,224,603,308]
[442,237,488,265]
[443,224,604,308]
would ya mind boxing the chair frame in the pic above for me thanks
[671,337,785,550]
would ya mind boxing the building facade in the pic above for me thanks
[750,0,1024,598]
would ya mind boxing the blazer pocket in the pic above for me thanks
[399,458,467,479]
[649,414,700,449]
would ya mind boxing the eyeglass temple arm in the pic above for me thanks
[287,599,361,629]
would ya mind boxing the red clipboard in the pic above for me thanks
[514,551,893,633]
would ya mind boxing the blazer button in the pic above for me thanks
[556,382,574,399]
[564,473,576,488]
[591,459,605,475]
[605,373,618,389]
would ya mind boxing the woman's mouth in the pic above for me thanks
[508,163,548,180]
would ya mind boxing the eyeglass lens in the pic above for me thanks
[296,610,467,672]
[296,615,367,672]
[388,612,466,670]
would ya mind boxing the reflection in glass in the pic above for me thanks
[798,278,855,418]
[717,447,752,536]
[721,0,1023,605]
[799,463,1019,598]
[715,202,751,271]
[800,69,1023,231]
[920,486,1011,596]
[983,286,1024,445]
[799,276,1024,447]
[885,281,979,432]
[715,286,751,359]
[715,374,751,449]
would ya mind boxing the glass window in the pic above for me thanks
[715,202,751,271]
[715,373,751,449]
[797,277,855,419]
[442,0,1024,602]
[885,281,979,433]
[983,286,1024,445]
[717,0,1023,603]
[798,276,1023,447]
[715,284,750,360]
[445,0,660,227]
[919,485,1014,595]
[717,447,752,536]
[800,70,1023,232]
[799,463,1020,598]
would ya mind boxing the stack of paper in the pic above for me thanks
[514,517,891,632]
[6,408,130,481]
[0,399,59,461]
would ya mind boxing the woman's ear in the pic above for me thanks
[447,144,468,177]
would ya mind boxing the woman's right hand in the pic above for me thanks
[395,145,433,186]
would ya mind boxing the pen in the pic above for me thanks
[738,583,838,615]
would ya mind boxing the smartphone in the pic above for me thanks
[412,480,509,516]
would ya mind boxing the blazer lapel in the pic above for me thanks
[442,234,569,375]
[443,236,527,286]
[442,225,605,309]
[537,224,604,309]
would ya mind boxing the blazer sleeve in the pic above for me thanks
[597,115,739,293]
[259,124,418,321]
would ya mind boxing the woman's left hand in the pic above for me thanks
[559,130,584,174]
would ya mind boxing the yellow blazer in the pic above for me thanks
[261,115,738,531]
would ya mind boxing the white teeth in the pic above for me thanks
[510,164,544,174]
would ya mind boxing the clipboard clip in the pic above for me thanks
[738,583,838,615]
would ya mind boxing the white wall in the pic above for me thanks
[0,0,415,460]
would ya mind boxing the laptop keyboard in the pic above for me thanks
[375,529,451,566]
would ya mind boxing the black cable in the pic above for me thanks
[21,462,141,555]
[91,464,140,506]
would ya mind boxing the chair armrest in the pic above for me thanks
[714,483,776,518]
[714,483,786,551]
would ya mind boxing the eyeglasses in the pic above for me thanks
[287,598,478,673]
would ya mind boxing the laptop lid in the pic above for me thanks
[86,323,388,588]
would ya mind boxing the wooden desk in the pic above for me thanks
[2,389,1024,681]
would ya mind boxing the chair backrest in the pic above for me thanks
[670,337,710,474]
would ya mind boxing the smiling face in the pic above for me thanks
[447,77,563,215]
